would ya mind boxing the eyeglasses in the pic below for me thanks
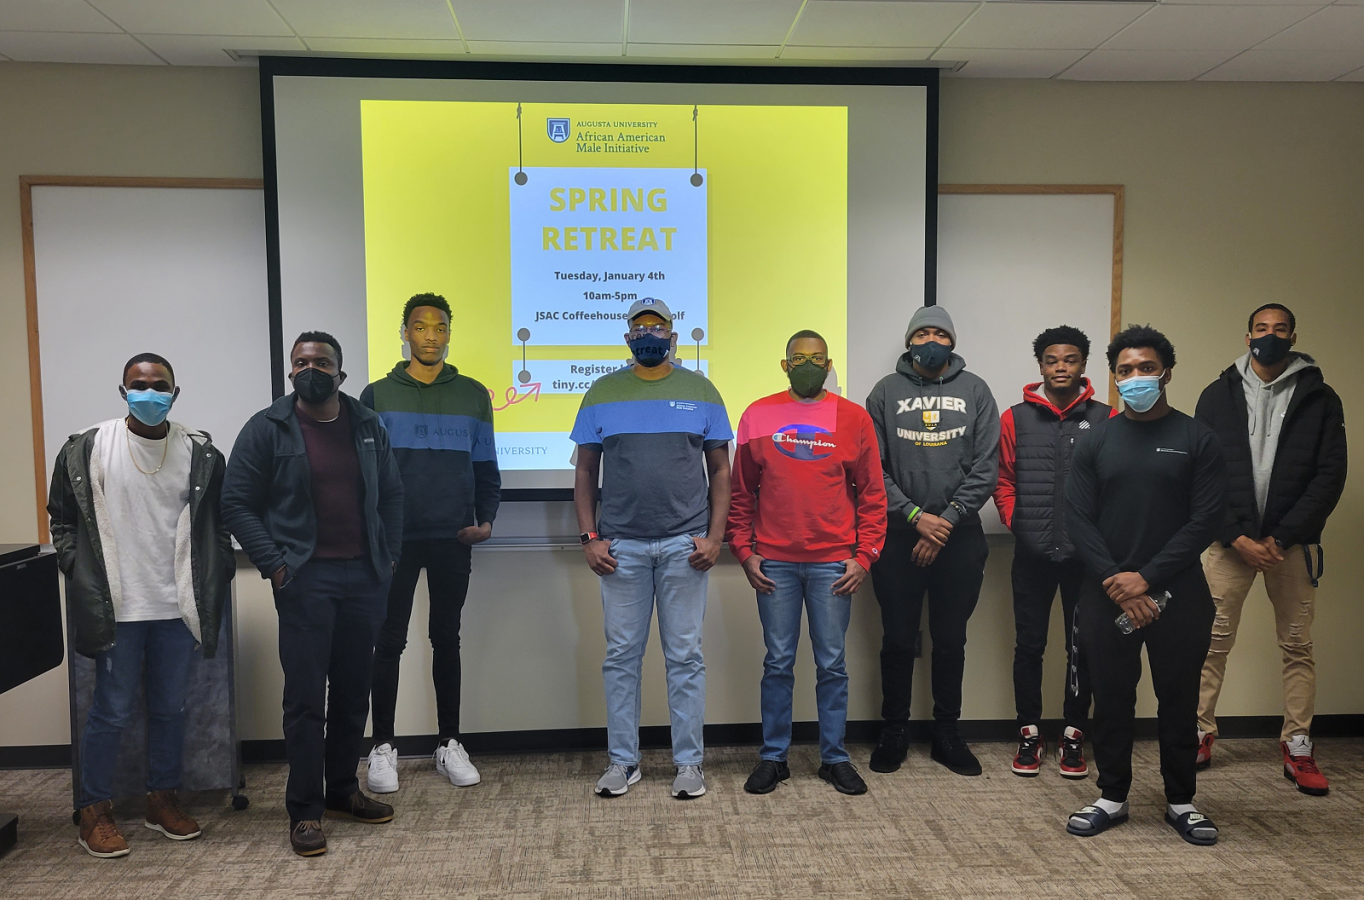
[788,354,828,366]
[629,324,670,336]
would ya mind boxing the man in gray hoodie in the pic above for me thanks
[865,306,1000,777]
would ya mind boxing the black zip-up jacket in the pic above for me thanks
[1195,362,1347,547]
[48,424,234,658]
[222,392,404,582]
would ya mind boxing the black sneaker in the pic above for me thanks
[869,726,911,773]
[930,725,982,776]
[323,792,394,824]
[743,760,790,794]
[819,761,868,795]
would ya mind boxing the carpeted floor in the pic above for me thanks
[1,738,1360,899]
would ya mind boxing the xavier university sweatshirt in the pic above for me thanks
[725,391,887,571]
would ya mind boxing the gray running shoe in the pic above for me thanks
[595,763,641,797]
[672,765,706,799]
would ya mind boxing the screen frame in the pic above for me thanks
[258,55,939,501]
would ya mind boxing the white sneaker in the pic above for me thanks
[434,739,481,787]
[366,742,399,794]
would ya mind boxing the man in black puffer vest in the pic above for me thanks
[995,326,1112,780]
[1194,303,1347,795]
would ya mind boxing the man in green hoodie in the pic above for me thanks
[362,293,501,793]
[865,305,1000,777]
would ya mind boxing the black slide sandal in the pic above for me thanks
[1066,805,1129,837]
[1165,810,1219,846]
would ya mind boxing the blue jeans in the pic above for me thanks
[80,619,198,807]
[757,561,853,765]
[600,535,708,767]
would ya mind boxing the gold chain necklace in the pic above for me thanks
[126,420,170,475]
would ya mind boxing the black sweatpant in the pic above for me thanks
[275,558,389,823]
[371,539,472,743]
[1012,551,1091,732]
[1078,565,1214,805]
[871,519,988,726]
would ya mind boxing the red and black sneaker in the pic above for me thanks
[1011,725,1043,777]
[1282,737,1329,796]
[1058,726,1089,779]
[1196,731,1215,770]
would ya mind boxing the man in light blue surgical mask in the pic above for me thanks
[49,353,234,858]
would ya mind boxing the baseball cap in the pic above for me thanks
[627,297,672,327]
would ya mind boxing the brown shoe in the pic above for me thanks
[290,819,327,857]
[78,800,131,858]
[324,791,394,824]
[144,789,202,841]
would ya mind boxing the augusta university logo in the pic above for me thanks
[547,118,570,143]
[772,425,836,461]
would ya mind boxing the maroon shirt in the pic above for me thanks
[296,402,366,560]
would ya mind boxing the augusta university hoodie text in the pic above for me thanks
[865,351,1001,531]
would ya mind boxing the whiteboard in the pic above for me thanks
[31,185,272,494]
[935,190,1119,533]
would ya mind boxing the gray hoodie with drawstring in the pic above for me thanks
[1238,350,1315,517]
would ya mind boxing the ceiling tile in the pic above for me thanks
[88,0,294,37]
[467,41,622,57]
[788,1,975,48]
[627,0,803,46]
[301,37,466,55]
[944,2,1153,50]
[135,34,305,66]
[454,0,623,44]
[1060,48,1238,80]
[934,47,1088,78]
[1257,6,1364,51]
[0,0,121,33]
[626,42,781,58]
[0,31,164,64]
[781,45,936,60]
[271,0,458,40]
[1199,49,1364,80]
[1101,5,1321,51]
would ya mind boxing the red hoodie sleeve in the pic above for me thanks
[724,414,761,565]
[993,407,1017,530]
[853,410,888,571]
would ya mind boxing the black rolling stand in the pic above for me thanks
[0,544,65,854]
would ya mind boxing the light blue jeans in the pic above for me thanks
[600,534,708,767]
[756,560,853,765]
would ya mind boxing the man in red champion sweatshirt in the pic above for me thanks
[726,330,887,797]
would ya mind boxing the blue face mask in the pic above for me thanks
[124,389,175,426]
[910,340,951,372]
[628,333,671,368]
[1116,373,1164,413]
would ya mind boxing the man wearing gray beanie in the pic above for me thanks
[864,305,1000,777]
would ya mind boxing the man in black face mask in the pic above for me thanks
[223,331,405,857]
[1193,303,1347,794]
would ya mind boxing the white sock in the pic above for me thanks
[1094,798,1127,816]
[1168,803,1196,817]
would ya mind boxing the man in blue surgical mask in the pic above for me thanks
[48,354,234,858]
[1064,325,1227,845]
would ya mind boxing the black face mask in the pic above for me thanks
[293,367,339,405]
[910,340,951,372]
[628,333,671,368]
[787,361,829,398]
[1249,334,1292,366]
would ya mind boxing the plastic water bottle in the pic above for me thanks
[1115,590,1172,634]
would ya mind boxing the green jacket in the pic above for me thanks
[47,422,235,658]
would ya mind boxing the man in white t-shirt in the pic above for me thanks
[49,354,234,859]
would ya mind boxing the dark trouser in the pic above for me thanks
[1012,551,1091,732]
[871,519,989,727]
[275,558,389,823]
[371,539,472,744]
[1079,565,1214,805]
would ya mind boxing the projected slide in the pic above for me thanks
[360,101,847,470]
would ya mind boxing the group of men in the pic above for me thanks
[48,292,1344,859]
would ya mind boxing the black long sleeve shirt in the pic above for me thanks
[1065,409,1227,587]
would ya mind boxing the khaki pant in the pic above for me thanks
[1198,542,1317,741]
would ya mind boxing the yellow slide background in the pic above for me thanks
[361,100,846,434]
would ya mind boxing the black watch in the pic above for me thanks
[580,531,599,545]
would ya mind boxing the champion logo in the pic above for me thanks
[772,424,836,460]
[1078,421,1091,430]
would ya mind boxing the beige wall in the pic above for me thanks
[2,65,1360,748]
